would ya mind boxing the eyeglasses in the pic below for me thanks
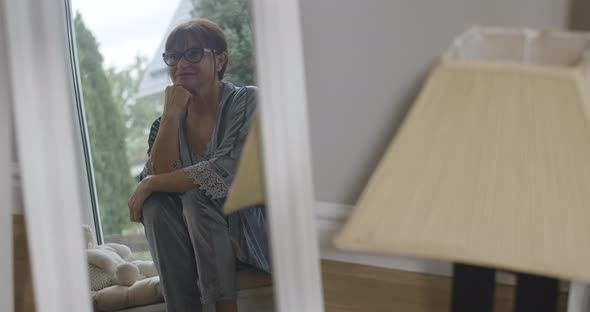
[162,47,216,66]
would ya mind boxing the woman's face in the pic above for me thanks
[167,38,219,92]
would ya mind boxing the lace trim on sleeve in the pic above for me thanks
[182,161,229,199]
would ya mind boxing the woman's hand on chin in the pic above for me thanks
[162,84,192,119]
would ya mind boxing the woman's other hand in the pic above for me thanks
[162,85,192,118]
[128,176,154,223]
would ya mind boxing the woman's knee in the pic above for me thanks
[141,192,179,225]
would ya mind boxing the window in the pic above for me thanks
[70,0,183,259]
[70,0,256,259]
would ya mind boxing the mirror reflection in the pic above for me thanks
[71,0,272,311]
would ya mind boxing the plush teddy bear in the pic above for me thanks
[82,225,164,311]
[82,225,157,290]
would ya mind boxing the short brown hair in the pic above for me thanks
[165,19,228,80]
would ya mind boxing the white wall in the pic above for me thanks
[301,0,571,275]
[301,0,570,205]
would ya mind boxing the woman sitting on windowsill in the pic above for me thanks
[127,19,270,312]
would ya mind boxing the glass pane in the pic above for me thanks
[71,0,182,260]
[71,0,258,261]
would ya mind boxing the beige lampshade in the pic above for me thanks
[334,28,590,282]
[223,116,266,214]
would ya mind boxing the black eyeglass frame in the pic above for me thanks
[162,47,217,66]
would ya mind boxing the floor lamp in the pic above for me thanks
[334,27,590,312]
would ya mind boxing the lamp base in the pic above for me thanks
[451,263,559,312]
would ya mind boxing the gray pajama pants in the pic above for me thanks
[141,189,237,311]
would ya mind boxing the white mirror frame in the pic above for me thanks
[251,1,325,311]
[0,0,14,310]
[3,0,93,311]
[3,0,325,311]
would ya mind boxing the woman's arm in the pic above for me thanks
[144,169,195,193]
[128,169,195,222]
[130,86,257,222]
[149,88,256,198]
[149,85,192,174]
[149,114,181,174]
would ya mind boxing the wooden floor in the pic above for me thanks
[13,215,35,312]
[13,214,568,312]
[321,260,568,312]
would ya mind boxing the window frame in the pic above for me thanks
[64,0,104,244]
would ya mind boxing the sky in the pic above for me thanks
[71,0,180,69]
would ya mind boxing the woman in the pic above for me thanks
[128,19,270,312]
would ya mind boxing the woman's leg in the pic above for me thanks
[142,192,202,312]
[232,206,272,273]
[181,189,237,311]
